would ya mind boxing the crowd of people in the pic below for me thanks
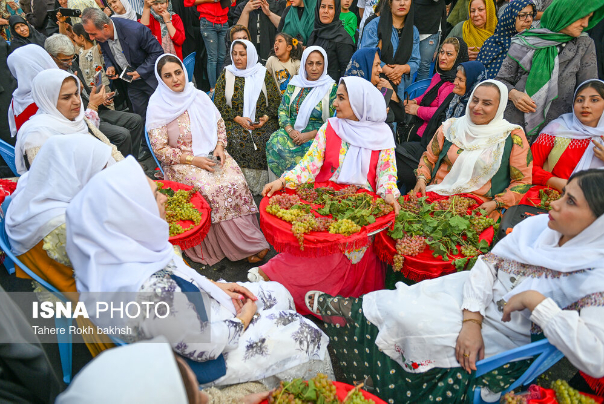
[1,0,604,402]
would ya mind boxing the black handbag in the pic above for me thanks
[495,205,549,244]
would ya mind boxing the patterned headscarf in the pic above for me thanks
[150,0,176,55]
[344,47,380,80]
[446,61,486,120]
[477,0,534,79]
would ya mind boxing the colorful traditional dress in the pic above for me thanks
[265,83,337,177]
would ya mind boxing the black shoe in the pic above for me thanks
[137,150,152,161]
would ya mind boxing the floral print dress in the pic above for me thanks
[130,261,332,387]
[266,83,337,177]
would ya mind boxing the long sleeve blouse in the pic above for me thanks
[282,122,401,198]
[413,74,455,137]
[530,132,592,186]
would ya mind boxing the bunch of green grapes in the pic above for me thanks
[461,245,480,257]
[292,214,317,249]
[311,373,338,402]
[266,204,307,222]
[470,215,495,233]
[551,379,597,404]
[165,189,202,236]
[502,391,527,404]
[329,219,361,236]
[343,389,375,404]
[267,385,306,404]
[393,254,405,271]
[371,198,394,217]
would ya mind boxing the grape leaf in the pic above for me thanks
[449,215,470,232]
[453,257,469,271]
[478,239,490,253]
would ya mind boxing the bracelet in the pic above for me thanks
[462,319,482,329]
[416,175,427,184]
[286,127,293,134]
[185,155,195,165]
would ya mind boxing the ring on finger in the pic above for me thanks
[463,353,470,358]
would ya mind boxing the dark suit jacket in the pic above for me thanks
[99,17,164,88]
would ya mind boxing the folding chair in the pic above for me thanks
[0,139,20,177]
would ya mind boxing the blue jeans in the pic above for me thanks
[199,19,229,88]
[417,32,440,81]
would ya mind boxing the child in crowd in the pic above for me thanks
[265,32,302,94]
[340,0,357,43]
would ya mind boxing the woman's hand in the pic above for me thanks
[103,6,112,15]
[468,47,480,61]
[235,116,254,131]
[193,156,216,172]
[236,298,258,330]
[546,176,567,192]
[213,144,226,166]
[386,64,406,82]
[289,130,307,145]
[88,85,107,110]
[253,115,269,129]
[143,0,153,8]
[377,78,393,91]
[593,138,604,162]
[413,177,427,197]
[0,18,8,25]
[403,98,417,106]
[477,200,497,216]
[455,321,485,373]
[509,89,537,113]
[262,179,284,197]
[501,291,547,322]
[405,103,420,115]
[213,281,258,313]
[384,193,400,215]
[56,11,68,23]
[160,9,171,22]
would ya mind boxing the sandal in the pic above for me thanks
[305,290,327,316]
[247,267,264,282]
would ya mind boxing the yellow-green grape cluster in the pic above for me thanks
[266,204,307,223]
[371,198,394,217]
[502,391,528,404]
[470,215,495,233]
[461,245,480,257]
[268,383,306,404]
[434,196,475,215]
[393,254,405,271]
[551,379,597,404]
[269,194,302,209]
[329,219,361,236]
[165,189,202,236]
[292,214,317,249]
[343,389,375,404]
[311,373,338,402]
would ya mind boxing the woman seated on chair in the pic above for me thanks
[413,80,532,219]
[7,45,58,139]
[214,39,281,195]
[7,15,46,52]
[6,135,115,356]
[531,79,604,191]
[147,54,270,266]
[250,77,400,315]
[14,69,123,174]
[265,46,336,179]
[305,168,604,404]
[65,156,332,387]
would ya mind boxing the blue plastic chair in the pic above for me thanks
[472,339,564,403]
[405,78,432,100]
[0,139,19,177]
[183,52,196,83]
[0,196,74,384]
[144,128,164,175]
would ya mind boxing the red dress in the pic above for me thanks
[142,14,186,61]
[260,122,386,316]
[531,132,591,185]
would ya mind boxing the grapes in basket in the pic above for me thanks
[157,182,202,237]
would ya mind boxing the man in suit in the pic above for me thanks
[81,7,164,159]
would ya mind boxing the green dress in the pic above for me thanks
[266,83,337,177]
[214,70,281,171]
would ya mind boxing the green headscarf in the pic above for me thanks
[281,0,317,44]
[519,0,604,97]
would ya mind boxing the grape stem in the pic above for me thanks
[343,382,365,402]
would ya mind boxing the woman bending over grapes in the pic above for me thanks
[305,169,604,404]
[413,79,532,219]
[249,77,400,316]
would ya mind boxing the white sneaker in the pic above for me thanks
[247,267,264,282]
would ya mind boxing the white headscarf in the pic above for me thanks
[492,211,604,312]
[147,54,221,156]
[6,135,113,256]
[112,0,138,20]
[427,79,522,195]
[7,44,59,137]
[55,336,189,404]
[14,70,89,174]
[224,39,267,128]
[288,46,335,131]
[539,79,604,175]
[328,76,395,187]
[66,157,236,313]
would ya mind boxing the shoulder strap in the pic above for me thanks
[225,70,235,108]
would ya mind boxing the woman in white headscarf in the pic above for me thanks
[413,79,532,219]
[6,134,115,357]
[14,69,123,174]
[302,168,604,404]
[251,77,399,316]
[66,156,333,387]
[531,79,604,191]
[266,46,337,179]
[213,39,280,195]
[147,54,269,266]
[108,0,138,20]
[7,44,58,138]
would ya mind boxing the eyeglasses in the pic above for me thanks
[516,12,536,21]
[55,55,75,64]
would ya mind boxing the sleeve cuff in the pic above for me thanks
[530,298,562,328]
[461,298,486,317]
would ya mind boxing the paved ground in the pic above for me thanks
[0,155,579,395]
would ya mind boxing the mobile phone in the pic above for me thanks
[93,71,103,92]
[106,89,118,101]
[57,7,81,17]
[119,67,135,83]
